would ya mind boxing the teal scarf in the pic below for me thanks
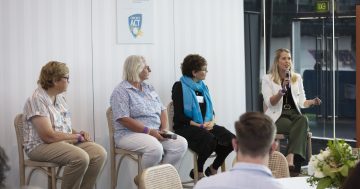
[180,76,213,124]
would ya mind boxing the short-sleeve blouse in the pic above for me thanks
[23,87,72,154]
[110,81,165,140]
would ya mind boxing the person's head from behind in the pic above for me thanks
[0,146,9,188]
[233,112,277,159]
[123,55,151,83]
[181,54,208,81]
[38,61,69,91]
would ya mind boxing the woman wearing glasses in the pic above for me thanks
[110,55,187,175]
[171,54,235,179]
[23,61,107,189]
[262,48,321,176]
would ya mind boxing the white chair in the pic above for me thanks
[167,102,226,186]
[14,114,63,189]
[106,107,143,189]
[139,164,183,189]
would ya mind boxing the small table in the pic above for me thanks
[277,176,316,189]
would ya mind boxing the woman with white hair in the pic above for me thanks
[110,55,187,173]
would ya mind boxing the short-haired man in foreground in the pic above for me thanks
[194,112,284,189]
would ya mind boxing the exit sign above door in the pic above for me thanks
[316,1,329,13]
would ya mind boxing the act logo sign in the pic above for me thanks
[128,14,143,38]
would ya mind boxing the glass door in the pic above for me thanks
[292,15,356,140]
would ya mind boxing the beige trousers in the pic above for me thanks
[28,141,107,189]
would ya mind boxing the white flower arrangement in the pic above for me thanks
[307,140,358,189]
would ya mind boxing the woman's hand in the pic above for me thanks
[281,78,289,93]
[204,121,215,130]
[149,129,165,141]
[79,131,92,142]
[313,97,322,106]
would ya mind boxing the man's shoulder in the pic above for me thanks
[194,168,284,189]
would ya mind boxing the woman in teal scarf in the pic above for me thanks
[171,54,235,179]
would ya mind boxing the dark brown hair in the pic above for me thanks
[234,112,276,157]
[181,54,207,78]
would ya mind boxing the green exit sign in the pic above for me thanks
[316,1,329,13]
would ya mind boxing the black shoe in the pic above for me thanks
[289,165,300,177]
[205,166,214,177]
[288,165,295,172]
[189,169,204,180]
[290,170,300,177]
[189,169,195,179]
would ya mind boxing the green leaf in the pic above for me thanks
[322,164,336,178]
[339,165,349,177]
[317,177,332,189]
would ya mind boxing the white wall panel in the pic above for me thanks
[173,0,245,183]
[174,0,245,134]
[92,0,177,188]
[0,0,93,188]
[0,0,245,188]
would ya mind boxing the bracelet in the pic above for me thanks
[76,134,83,143]
[200,124,204,129]
[143,127,150,134]
[278,89,286,96]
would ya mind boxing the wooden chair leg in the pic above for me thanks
[220,162,226,172]
[47,167,52,189]
[111,155,116,189]
[193,153,199,183]
[307,133,312,160]
[137,154,142,174]
[19,165,25,187]
[51,167,56,189]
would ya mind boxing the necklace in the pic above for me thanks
[283,90,291,110]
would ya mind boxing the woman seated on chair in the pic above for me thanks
[110,55,187,172]
[23,61,107,189]
[171,54,235,179]
[261,48,321,176]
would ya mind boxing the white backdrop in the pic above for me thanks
[0,0,245,188]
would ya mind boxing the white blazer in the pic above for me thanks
[261,73,307,122]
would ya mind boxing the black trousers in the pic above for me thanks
[174,124,235,172]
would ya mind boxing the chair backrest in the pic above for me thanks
[106,107,116,157]
[166,102,174,132]
[268,151,290,178]
[139,164,183,189]
[14,114,26,167]
[259,93,268,113]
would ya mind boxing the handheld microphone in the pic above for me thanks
[285,70,290,88]
[160,133,177,139]
[285,70,290,78]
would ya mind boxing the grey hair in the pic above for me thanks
[122,55,146,82]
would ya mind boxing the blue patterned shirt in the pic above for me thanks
[110,81,165,140]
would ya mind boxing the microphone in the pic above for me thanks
[160,133,177,139]
[285,70,290,88]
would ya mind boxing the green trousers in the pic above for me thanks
[275,109,309,159]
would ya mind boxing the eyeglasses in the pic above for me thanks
[62,76,70,82]
[144,65,151,72]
